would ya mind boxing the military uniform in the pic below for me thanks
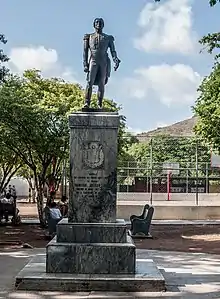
[83,31,120,107]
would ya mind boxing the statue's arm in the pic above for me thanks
[83,34,89,68]
[108,35,118,62]
[109,35,121,70]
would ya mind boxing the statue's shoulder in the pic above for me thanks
[107,34,115,42]
[83,33,91,40]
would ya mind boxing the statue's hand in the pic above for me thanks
[114,58,121,71]
[84,64,89,73]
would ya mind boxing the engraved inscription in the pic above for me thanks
[73,175,106,197]
[82,141,104,169]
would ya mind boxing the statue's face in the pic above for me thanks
[94,18,104,31]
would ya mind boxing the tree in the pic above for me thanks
[199,33,220,62]
[0,70,124,225]
[0,34,9,82]
[118,135,210,183]
[118,130,139,161]
[0,140,23,194]
[193,64,220,152]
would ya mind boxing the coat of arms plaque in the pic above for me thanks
[82,141,104,169]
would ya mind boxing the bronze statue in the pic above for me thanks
[83,18,121,108]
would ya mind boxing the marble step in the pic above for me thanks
[46,235,136,274]
[56,218,127,243]
[16,254,165,292]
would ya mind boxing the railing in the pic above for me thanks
[117,136,220,205]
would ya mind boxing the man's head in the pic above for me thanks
[51,202,57,208]
[93,18,104,32]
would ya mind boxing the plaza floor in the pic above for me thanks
[1,248,220,298]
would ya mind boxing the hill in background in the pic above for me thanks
[136,116,197,142]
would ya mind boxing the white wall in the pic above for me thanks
[8,177,29,197]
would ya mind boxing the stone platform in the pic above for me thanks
[46,235,136,274]
[16,255,165,292]
[57,218,127,243]
[48,219,136,274]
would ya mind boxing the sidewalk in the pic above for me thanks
[1,248,220,298]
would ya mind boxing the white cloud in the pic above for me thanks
[122,63,201,106]
[134,0,197,54]
[127,126,143,135]
[9,46,77,82]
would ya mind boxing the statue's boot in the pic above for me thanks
[84,99,90,108]
[97,98,102,109]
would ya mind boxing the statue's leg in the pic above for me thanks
[97,64,107,108]
[84,63,98,107]
[84,84,92,107]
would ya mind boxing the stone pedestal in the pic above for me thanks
[68,111,119,223]
[57,218,127,243]
[46,235,136,274]
[45,111,137,275]
[15,110,165,292]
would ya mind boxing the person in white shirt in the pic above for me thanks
[49,202,62,220]
[48,202,62,238]
[0,193,14,222]
[1,193,14,204]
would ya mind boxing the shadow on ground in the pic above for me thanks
[0,249,220,298]
[2,224,220,255]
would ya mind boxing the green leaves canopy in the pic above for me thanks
[0,70,122,173]
[0,34,9,82]
[193,64,220,152]
[119,136,210,180]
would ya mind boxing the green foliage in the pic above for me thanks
[208,0,220,5]
[119,136,210,181]
[193,63,220,152]
[118,130,139,161]
[0,69,124,223]
[0,139,23,193]
[0,34,9,82]
[199,33,220,61]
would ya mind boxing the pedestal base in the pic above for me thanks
[46,235,136,274]
[57,218,127,243]
[16,255,165,292]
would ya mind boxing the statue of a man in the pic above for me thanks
[83,18,121,108]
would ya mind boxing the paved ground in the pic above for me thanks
[1,248,220,298]
[3,223,220,255]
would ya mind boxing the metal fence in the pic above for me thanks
[117,136,220,205]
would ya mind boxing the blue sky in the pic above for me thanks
[1,0,220,133]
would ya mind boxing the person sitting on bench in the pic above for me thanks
[47,202,62,237]
[49,202,62,221]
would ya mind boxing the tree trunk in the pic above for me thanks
[36,188,45,227]
[34,172,45,227]
[31,188,36,203]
